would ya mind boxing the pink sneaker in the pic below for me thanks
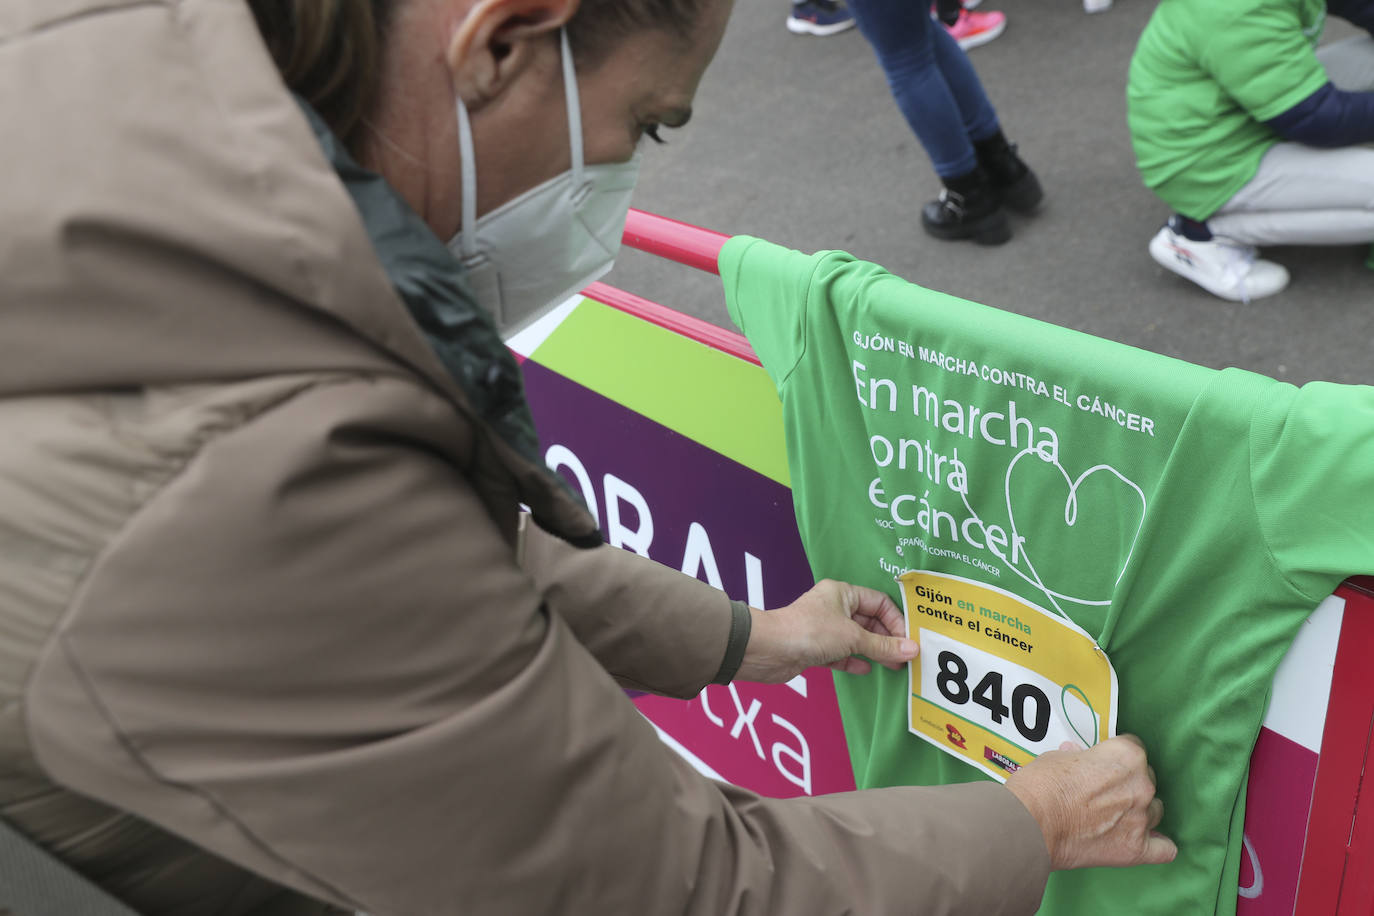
[945,9,1006,50]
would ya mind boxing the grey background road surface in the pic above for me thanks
[600,1,1373,385]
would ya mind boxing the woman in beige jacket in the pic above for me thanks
[0,0,1171,913]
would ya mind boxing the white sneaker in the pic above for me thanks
[1148,226,1290,303]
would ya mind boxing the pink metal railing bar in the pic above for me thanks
[623,209,729,274]
[584,208,759,364]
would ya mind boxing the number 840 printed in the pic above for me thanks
[917,630,1101,756]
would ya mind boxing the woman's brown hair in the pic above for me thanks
[247,0,708,148]
[567,0,705,67]
[247,0,395,150]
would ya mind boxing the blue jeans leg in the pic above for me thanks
[847,0,1002,180]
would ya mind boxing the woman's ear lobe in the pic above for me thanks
[446,0,578,108]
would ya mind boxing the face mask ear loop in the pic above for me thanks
[559,29,584,184]
[456,96,479,259]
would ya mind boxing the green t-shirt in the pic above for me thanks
[1127,0,1329,220]
[721,235,1374,915]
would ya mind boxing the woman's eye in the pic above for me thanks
[644,124,666,145]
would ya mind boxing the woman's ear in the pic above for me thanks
[446,0,579,109]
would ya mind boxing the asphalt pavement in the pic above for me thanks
[601,0,1373,386]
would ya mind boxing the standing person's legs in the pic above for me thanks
[929,19,1001,144]
[848,0,1040,243]
[847,0,990,180]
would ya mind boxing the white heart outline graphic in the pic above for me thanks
[949,447,1147,621]
[1000,447,1147,619]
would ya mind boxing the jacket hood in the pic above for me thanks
[0,0,600,546]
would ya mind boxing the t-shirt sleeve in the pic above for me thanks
[720,235,814,390]
[1196,6,1332,122]
[721,237,911,394]
[1252,381,1374,602]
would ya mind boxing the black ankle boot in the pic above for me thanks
[973,132,1044,214]
[921,165,1012,245]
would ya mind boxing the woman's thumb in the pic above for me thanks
[860,631,919,670]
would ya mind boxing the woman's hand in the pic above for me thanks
[1006,735,1177,870]
[734,579,919,684]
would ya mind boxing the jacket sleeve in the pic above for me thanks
[1264,81,1374,146]
[519,518,750,697]
[1329,0,1374,33]
[26,378,1050,916]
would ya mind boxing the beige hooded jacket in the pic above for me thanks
[0,1,1050,913]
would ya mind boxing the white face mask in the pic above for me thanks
[448,29,641,336]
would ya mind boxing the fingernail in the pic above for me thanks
[899,639,918,656]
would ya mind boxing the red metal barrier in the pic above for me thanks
[623,209,729,274]
[1298,576,1374,915]
[593,209,755,363]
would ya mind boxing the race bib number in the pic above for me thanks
[897,571,1118,782]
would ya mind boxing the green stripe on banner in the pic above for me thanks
[530,300,790,487]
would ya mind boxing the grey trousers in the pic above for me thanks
[1208,36,1374,246]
